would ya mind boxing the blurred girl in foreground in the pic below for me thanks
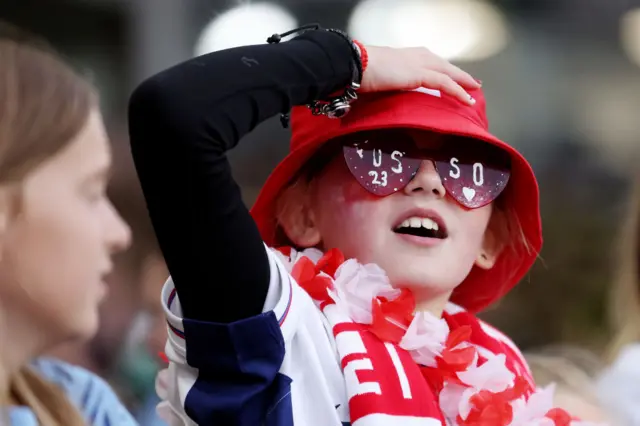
[0,23,136,425]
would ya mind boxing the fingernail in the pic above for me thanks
[468,94,476,104]
[476,79,483,86]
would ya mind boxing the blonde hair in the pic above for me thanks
[524,345,606,419]
[9,368,85,425]
[525,345,603,394]
[606,177,640,361]
[0,22,94,425]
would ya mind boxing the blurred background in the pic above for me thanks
[3,0,639,422]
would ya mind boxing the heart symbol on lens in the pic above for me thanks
[462,187,476,201]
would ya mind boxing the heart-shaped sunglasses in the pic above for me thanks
[340,130,511,209]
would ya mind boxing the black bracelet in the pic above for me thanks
[325,28,363,85]
[266,23,321,44]
[267,25,363,126]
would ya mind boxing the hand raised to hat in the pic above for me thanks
[360,46,480,106]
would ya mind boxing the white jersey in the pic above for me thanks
[159,246,352,426]
[157,246,529,426]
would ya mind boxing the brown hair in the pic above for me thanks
[606,177,640,361]
[0,21,94,425]
[0,24,94,183]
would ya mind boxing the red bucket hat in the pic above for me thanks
[250,87,542,313]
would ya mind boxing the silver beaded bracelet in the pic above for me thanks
[307,81,361,119]
[267,25,364,125]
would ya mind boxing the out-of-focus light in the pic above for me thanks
[348,0,509,62]
[576,77,640,171]
[621,8,640,67]
[195,3,297,56]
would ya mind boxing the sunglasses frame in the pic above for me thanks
[339,130,512,209]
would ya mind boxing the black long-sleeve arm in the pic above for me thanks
[128,30,354,323]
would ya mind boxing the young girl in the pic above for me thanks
[129,27,586,425]
[0,23,136,425]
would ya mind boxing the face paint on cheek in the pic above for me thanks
[326,199,373,260]
[316,180,371,240]
[319,158,376,206]
[324,183,366,222]
[313,157,386,250]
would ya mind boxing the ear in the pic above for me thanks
[475,248,499,270]
[0,185,17,255]
[277,183,322,248]
[280,204,322,248]
[474,220,504,270]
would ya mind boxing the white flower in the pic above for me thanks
[400,311,449,367]
[457,353,514,393]
[439,354,515,423]
[330,259,400,324]
[439,382,468,422]
[299,248,324,264]
[508,385,555,426]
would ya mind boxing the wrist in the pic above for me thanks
[267,25,364,121]
[353,40,368,76]
[325,28,363,85]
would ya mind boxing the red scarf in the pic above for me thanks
[287,247,580,426]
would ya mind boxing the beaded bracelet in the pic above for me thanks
[353,40,368,74]
[267,25,366,125]
[306,28,365,119]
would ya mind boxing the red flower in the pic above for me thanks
[291,256,317,283]
[370,289,415,343]
[459,388,517,426]
[545,408,573,426]
[499,376,531,402]
[315,248,344,277]
[440,326,475,371]
[292,250,345,302]
[457,374,532,426]
[458,388,514,426]
[424,326,475,392]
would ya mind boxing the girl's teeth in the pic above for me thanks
[399,217,439,231]
[422,218,439,231]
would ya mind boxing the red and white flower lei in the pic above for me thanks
[279,247,605,426]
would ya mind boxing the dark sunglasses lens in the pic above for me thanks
[435,157,510,208]
[343,137,421,196]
